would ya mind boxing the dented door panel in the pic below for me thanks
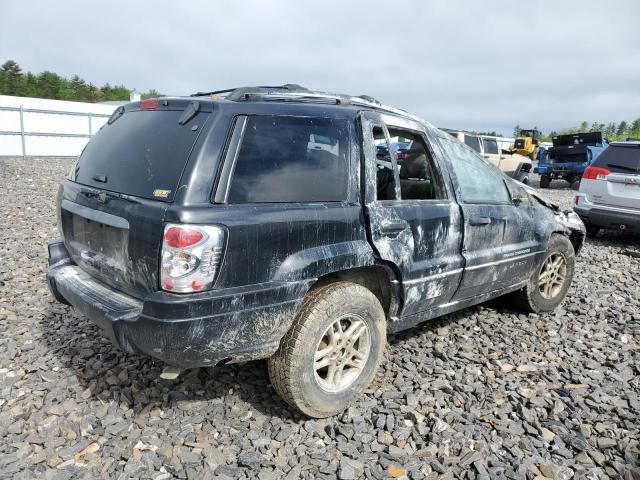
[359,112,464,317]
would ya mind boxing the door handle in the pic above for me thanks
[469,216,491,225]
[379,220,406,235]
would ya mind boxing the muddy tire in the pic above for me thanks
[512,234,575,313]
[539,175,551,188]
[268,282,386,418]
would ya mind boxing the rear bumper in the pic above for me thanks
[534,164,586,176]
[47,241,308,367]
[574,205,640,232]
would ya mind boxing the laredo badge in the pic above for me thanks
[153,189,171,199]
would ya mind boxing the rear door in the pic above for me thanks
[59,101,211,298]
[360,112,464,316]
[587,144,640,210]
[434,134,540,300]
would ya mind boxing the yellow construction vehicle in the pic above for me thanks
[512,129,541,160]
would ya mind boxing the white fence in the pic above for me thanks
[0,95,119,158]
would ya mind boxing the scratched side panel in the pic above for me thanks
[172,203,376,289]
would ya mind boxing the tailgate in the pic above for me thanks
[59,181,167,299]
[592,143,640,210]
[604,173,640,210]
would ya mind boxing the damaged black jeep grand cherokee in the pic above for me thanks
[47,85,585,418]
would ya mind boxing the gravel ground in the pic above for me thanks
[1,158,638,480]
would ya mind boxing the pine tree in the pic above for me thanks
[37,71,63,99]
[579,121,589,133]
[630,118,640,139]
[616,121,628,137]
[1,60,25,95]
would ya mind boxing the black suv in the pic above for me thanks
[47,85,585,417]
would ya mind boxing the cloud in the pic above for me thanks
[1,0,638,135]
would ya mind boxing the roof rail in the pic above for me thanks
[190,84,427,124]
[191,84,308,98]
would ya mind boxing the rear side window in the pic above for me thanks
[75,109,208,202]
[593,145,640,174]
[464,135,481,152]
[227,116,349,203]
[483,138,499,154]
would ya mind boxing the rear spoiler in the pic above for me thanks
[552,132,604,147]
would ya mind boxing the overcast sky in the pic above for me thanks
[1,0,639,135]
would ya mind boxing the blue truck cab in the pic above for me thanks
[535,132,608,188]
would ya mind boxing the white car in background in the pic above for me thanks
[574,141,640,237]
[444,130,532,183]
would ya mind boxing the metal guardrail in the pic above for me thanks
[0,106,112,158]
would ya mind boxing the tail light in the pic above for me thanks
[582,166,610,180]
[160,224,225,293]
[574,196,579,206]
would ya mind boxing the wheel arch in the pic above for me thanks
[551,228,585,256]
[308,265,400,320]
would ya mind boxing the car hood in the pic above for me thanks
[519,183,586,253]
[520,183,560,212]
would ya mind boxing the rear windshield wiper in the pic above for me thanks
[607,163,639,173]
[178,101,200,125]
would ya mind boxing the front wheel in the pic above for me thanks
[516,171,530,185]
[511,234,575,313]
[268,282,386,418]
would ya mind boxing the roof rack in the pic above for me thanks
[189,84,423,122]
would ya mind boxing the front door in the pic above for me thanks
[434,134,539,300]
[360,112,464,318]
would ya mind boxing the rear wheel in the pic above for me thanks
[512,234,575,313]
[268,282,386,418]
[540,175,551,188]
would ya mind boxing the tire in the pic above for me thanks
[565,175,578,187]
[586,224,600,238]
[268,282,386,418]
[516,172,530,185]
[512,234,575,313]
[539,175,551,188]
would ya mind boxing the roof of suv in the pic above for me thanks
[187,84,429,125]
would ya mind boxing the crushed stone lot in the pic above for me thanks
[0,158,638,480]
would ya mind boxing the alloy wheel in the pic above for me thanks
[314,314,371,392]
[538,253,568,299]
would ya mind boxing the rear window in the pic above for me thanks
[227,116,349,203]
[74,109,208,201]
[464,135,481,152]
[593,145,640,174]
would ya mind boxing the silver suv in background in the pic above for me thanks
[574,142,640,237]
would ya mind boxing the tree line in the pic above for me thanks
[514,119,640,143]
[2,59,639,139]
[0,60,159,102]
